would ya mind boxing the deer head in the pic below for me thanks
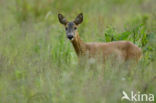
[58,13,83,40]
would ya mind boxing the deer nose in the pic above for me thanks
[67,35,73,40]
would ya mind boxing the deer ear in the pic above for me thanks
[74,13,83,25]
[58,13,68,25]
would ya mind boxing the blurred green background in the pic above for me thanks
[0,0,155,103]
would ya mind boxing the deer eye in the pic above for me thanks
[65,27,68,30]
[74,27,77,30]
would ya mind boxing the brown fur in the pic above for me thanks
[71,31,142,62]
[58,13,142,62]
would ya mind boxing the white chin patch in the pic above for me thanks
[71,38,74,41]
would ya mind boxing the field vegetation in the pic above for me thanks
[0,0,155,103]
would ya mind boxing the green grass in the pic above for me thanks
[0,0,155,103]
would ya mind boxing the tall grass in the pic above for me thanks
[0,0,155,103]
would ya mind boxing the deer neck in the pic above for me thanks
[71,31,86,56]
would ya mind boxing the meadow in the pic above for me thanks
[0,0,155,103]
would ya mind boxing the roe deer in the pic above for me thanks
[58,13,141,63]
